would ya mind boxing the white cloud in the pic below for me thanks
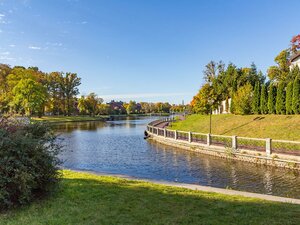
[0,51,10,55]
[46,42,63,47]
[9,44,15,47]
[0,55,15,61]
[28,46,41,50]
[0,13,8,24]
[77,21,87,25]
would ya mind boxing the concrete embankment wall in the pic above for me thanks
[147,120,300,170]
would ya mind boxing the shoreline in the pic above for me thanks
[66,169,300,204]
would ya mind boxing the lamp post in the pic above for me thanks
[208,98,214,134]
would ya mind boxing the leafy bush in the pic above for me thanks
[0,117,61,210]
[232,83,253,115]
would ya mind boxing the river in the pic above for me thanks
[54,116,300,199]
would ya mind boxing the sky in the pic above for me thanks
[0,0,299,104]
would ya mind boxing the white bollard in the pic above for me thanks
[266,138,272,157]
[207,133,211,146]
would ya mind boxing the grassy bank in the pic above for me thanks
[170,114,300,141]
[1,170,300,225]
[31,113,168,123]
[31,116,109,123]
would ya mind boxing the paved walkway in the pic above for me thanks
[72,169,300,205]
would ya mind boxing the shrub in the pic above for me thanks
[260,84,268,114]
[292,76,300,114]
[0,117,61,210]
[268,84,276,114]
[286,82,293,114]
[251,82,260,114]
[232,83,253,115]
[275,82,286,114]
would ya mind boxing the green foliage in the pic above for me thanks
[260,84,268,114]
[12,78,47,116]
[287,65,300,83]
[286,82,293,114]
[59,73,81,116]
[251,82,260,114]
[2,170,300,225]
[275,82,286,114]
[292,76,300,114]
[267,50,290,82]
[191,83,213,114]
[268,84,276,114]
[232,83,253,115]
[126,100,137,114]
[0,117,61,210]
[192,61,266,115]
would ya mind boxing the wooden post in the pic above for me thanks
[188,132,192,143]
[164,128,166,138]
[174,130,177,140]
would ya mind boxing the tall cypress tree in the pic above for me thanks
[260,84,268,114]
[251,82,260,114]
[268,84,276,114]
[292,76,300,114]
[286,82,293,114]
[276,82,286,114]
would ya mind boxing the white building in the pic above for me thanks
[290,52,300,68]
[212,98,231,114]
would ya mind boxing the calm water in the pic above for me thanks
[55,117,300,199]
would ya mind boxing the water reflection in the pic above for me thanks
[55,117,300,199]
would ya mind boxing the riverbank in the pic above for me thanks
[31,113,169,123]
[1,170,299,225]
[147,119,300,170]
[170,114,300,141]
[31,115,109,123]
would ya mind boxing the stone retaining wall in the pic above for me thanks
[149,134,300,170]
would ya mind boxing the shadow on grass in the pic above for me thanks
[220,117,265,136]
[2,175,300,225]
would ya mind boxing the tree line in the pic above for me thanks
[191,34,300,115]
[0,65,185,116]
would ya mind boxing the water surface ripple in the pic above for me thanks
[55,117,300,199]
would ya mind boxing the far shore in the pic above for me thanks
[30,113,170,123]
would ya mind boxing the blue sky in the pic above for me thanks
[0,0,299,103]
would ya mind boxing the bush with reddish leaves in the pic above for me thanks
[0,117,61,210]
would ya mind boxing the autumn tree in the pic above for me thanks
[59,73,81,116]
[267,50,290,83]
[291,34,300,53]
[232,83,252,115]
[12,78,47,116]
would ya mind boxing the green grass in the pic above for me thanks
[170,114,300,141]
[31,115,109,123]
[1,170,300,225]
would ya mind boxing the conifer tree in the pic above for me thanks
[260,84,268,114]
[285,82,293,114]
[292,76,300,114]
[251,82,260,114]
[268,84,276,114]
[276,82,286,114]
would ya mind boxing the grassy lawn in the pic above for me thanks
[31,115,109,123]
[170,114,300,141]
[1,170,299,225]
